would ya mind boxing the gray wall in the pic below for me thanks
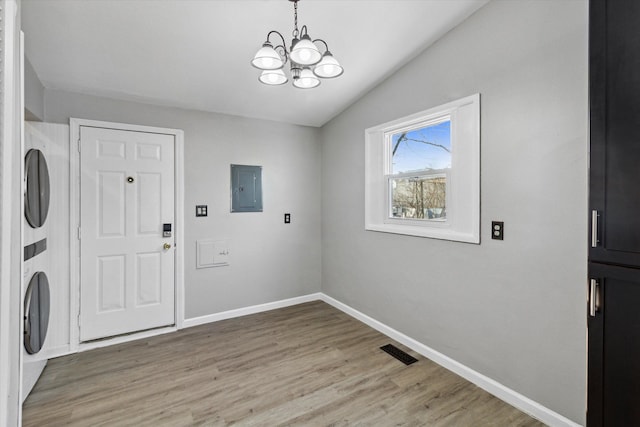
[320,0,587,423]
[44,90,322,318]
[24,55,44,121]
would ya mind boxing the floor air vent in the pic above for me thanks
[380,344,418,365]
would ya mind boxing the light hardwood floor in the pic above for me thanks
[23,301,545,426]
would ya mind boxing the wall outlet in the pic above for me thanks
[284,213,291,224]
[491,221,504,240]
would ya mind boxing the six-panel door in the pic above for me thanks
[79,126,175,342]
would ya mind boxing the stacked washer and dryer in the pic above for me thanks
[22,127,51,401]
[21,122,70,403]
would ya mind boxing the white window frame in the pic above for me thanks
[365,94,480,243]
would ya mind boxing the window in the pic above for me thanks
[365,94,480,243]
[389,119,451,221]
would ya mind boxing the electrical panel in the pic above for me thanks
[231,164,263,212]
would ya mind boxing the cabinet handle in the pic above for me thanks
[591,210,600,248]
[589,279,600,317]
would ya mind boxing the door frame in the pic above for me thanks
[1,11,24,424]
[69,118,184,352]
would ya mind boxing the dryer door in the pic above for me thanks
[24,271,50,354]
[24,148,50,228]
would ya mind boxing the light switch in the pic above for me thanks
[196,205,208,217]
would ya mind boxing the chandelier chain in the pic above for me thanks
[293,0,299,38]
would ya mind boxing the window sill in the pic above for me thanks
[365,223,479,244]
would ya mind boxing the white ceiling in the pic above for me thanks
[21,0,489,127]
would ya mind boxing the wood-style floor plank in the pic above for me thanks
[22,301,545,426]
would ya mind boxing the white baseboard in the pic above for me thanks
[319,293,581,427]
[182,293,323,328]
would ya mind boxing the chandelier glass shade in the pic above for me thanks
[259,69,288,85]
[251,42,284,70]
[314,51,344,79]
[290,34,322,66]
[293,67,320,89]
[251,0,343,88]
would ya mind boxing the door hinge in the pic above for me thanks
[591,210,600,248]
[77,226,81,240]
[589,278,601,317]
[78,140,81,152]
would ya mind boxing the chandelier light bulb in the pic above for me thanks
[259,69,288,86]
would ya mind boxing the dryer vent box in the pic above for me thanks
[231,164,262,212]
[197,239,229,268]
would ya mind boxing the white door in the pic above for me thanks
[79,126,175,342]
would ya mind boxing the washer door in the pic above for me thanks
[24,271,50,354]
[24,149,50,228]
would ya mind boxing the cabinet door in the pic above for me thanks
[589,0,640,266]
[588,262,640,426]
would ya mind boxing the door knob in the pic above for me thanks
[163,243,171,250]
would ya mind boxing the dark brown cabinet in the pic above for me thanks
[588,0,640,425]
[587,263,640,426]
[590,0,640,267]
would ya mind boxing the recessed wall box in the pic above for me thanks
[196,239,230,268]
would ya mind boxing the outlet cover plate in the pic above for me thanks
[491,221,504,240]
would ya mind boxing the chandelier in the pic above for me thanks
[251,0,344,89]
